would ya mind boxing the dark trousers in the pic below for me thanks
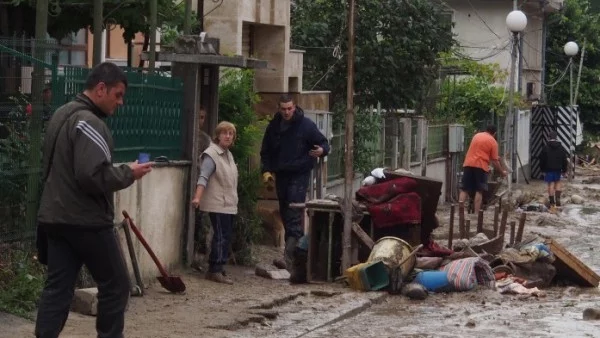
[208,213,234,273]
[35,225,130,338]
[275,172,310,242]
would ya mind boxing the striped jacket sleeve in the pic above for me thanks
[71,112,134,193]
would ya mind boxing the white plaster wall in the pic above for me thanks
[410,159,447,204]
[446,0,544,97]
[204,0,292,93]
[113,164,188,285]
[325,176,364,198]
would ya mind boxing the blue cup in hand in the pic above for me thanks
[138,152,150,164]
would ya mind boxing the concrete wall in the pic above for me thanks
[113,163,188,285]
[204,0,294,93]
[410,158,447,204]
[255,91,330,117]
[325,175,364,198]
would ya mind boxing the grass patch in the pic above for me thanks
[0,248,45,319]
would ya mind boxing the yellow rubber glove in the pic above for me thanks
[262,172,274,184]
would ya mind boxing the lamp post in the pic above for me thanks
[505,10,527,198]
[564,41,579,180]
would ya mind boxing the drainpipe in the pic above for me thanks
[540,1,548,103]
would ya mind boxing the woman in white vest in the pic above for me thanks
[191,121,238,284]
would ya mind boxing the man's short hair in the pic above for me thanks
[486,125,497,135]
[279,94,294,104]
[85,62,128,90]
[548,130,558,139]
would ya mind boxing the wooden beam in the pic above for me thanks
[476,209,484,233]
[448,204,455,249]
[352,222,374,250]
[516,212,526,243]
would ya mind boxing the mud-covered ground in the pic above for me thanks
[4,169,600,338]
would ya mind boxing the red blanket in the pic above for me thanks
[366,191,421,228]
[356,177,418,204]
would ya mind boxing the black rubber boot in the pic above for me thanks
[555,191,562,207]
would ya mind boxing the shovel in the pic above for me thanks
[122,210,186,293]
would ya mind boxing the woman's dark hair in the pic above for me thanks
[85,62,128,90]
[486,125,497,135]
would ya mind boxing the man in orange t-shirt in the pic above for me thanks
[459,125,507,213]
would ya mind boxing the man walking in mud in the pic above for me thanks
[260,94,329,275]
[539,130,568,208]
[459,125,507,214]
[35,62,153,338]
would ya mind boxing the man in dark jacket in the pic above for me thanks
[539,130,568,207]
[35,62,153,338]
[260,94,330,271]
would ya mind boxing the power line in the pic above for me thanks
[466,0,501,39]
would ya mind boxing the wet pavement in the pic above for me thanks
[238,180,600,338]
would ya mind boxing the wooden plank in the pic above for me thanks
[509,221,516,245]
[545,238,600,287]
[448,204,455,249]
[477,209,484,233]
[351,222,374,249]
[516,212,526,243]
[458,201,465,239]
[493,205,500,237]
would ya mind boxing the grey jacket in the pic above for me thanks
[38,94,135,228]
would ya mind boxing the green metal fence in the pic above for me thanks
[0,39,57,246]
[56,66,184,163]
[327,128,344,181]
[0,39,184,246]
[427,124,448,159]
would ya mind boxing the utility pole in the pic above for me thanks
[197,0,205,31]
[149,0,158,73]
[93,0,103,66]
[26,0,49,230]
[184,0,193,34]
[342,0,356,271]
[505,32,518,200]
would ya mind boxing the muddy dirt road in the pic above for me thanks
[234,175,600,338]
[4,174,600,338]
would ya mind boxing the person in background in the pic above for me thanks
[35,62,153,338]
[459,125,507,214]
[191,106,213,272]
[539,130,568,208]
[260,94,330,271]
[191,121,238,285]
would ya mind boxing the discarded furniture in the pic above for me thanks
[545,238,600,287]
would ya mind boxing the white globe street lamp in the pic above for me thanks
[564,41,579,181]
[505,10,528,191]
[564,41,579,57]
[506,10,528,33]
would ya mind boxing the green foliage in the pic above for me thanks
[546,0,600,133]
[218,69,266,265]
[0,249,45,319]
[292,0,453,173]
[436,54,523,123]
[0,94,36,232]
[292,0,454,110]
[5,0,187,42]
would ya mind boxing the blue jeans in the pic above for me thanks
[208,213,234,273]
[275,172,310,242]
